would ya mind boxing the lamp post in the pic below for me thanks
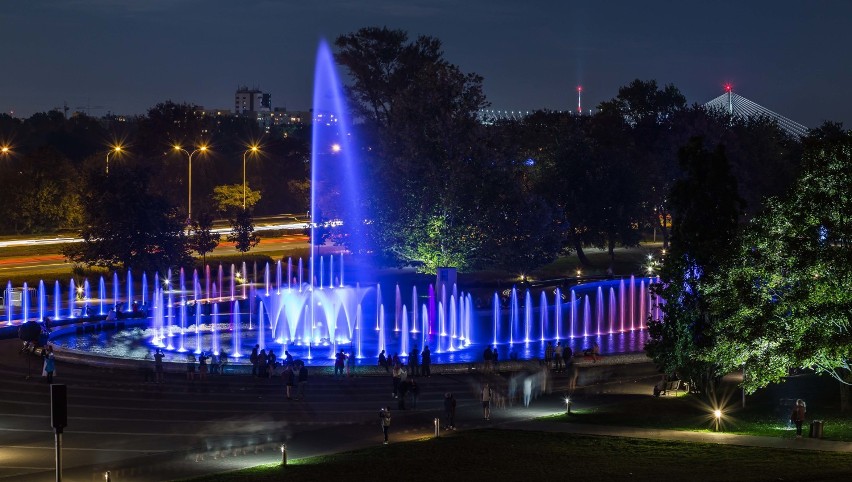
[242,145,260,209]
[174,144,208,222]
[105,145,122,174]
[0,145,10,158]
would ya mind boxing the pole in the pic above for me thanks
[188,151,193,222]
[243,151,248,210]
[55,432,62,482]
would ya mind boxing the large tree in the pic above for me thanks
[645,138,743,396]
[707,123,852,408]
[62,163,192,272]
[334,27,490,272]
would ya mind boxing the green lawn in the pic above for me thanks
[183,430,852,482]
[556,374,852,441]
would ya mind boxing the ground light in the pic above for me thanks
[565,397,572,414]
[713,409,722,432]
[280,444,287,466]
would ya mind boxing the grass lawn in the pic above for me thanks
[183,429,852,482]
[556,374,852,441]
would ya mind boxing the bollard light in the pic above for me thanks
[434,417,440,438]
[104,471,111,482]
[713,409,722,432]
[280,443,287,466]
[565,397,572,414]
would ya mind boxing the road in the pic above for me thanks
[0,235,313,279]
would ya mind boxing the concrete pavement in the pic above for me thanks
[2,338,849,482]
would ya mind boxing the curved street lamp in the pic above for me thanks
[105,145,123,174]
[242,145,260,209]
[173,144,208,222]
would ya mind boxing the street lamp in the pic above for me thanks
[173,144,208,222]
[105,145,123,174]
[242,145,260,209]
[0,145,10,157]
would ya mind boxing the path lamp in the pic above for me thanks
[713,409,722,432]
[242,145,260,209]
[0,145,10,156]
[173,144,208,222]
[105,145,123,174]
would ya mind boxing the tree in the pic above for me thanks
[598,79,687,250]
[61,163,192,272]
[645,138,743,396]
[188,210,220,267]
[335,27,490,273]
[227,208,260,254]
[707,123,852,408]
[212,184,261,214]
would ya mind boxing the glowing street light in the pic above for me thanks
[242,145,260,210]
[173,144,208,222]
[105,145,123,174]
[0,145,10,156]
[713,409,722,431]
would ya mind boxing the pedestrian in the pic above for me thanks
[346,350,355,377]
[421,345,432,377]
[483,346,493,372]
[186,354,196,381]
[334,350,346,379]
[409,347,419,377]
[443,392,456,430]
[481,382,493,420]
[791,399,807,438]
[378,350,389,372]
[154,348,165,383]
[198,352,209,380]
[284,350,294,369]
[42,345,56,383]
[296,362,308,400]
[284,364,295,400]
[544,341,554,369]
[258,349,268,378]
[379,406,392,444]
[554,342,564,372]
[409,378,420,409]
[492,346,499,372]
[267,351,277,378]
[392,363,402,398]
[250,345,259,377]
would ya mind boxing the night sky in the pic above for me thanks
[2,0,850,127]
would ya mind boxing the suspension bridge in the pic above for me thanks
[481,88,810,138]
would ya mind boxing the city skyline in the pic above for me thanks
[2,0,851,127]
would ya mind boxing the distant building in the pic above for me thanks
[235,86,271,115]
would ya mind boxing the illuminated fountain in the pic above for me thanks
[2,40,662,365]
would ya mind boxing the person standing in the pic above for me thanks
[443,392,456,430]
[334,350,346,379]
[378,350,389,372]
[791,399,807,438]
[481,382,493,420]
[392,363,402,398]
[284,364,295,400]
[296,362,308,400]
[379,406,392,444]
[154,348,165,383]
[198,352,209,380]
[42,346,56,383]
[483,346,493,373]
[544,341,554,370]
[346,350,355,377]
[554,343,564,372]
[257,349,268,378]
[186,354,196,381]
[250,345,259,377]
[409,347,420,377]
[421,345,432,377]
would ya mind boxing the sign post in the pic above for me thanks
[51,384,67,482]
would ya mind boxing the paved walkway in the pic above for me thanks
[1,337,849,482]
